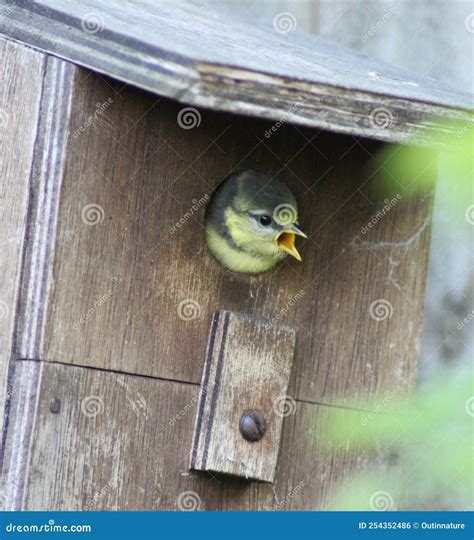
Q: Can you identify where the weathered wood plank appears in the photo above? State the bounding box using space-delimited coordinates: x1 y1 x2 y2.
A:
4 361 392 510
190 310 296 482
15 55 76 362
1 360 42 509
0 38 44 431
17 71 433 407
0 0 471 146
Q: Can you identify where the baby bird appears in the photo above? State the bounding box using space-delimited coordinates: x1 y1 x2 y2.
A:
205 170 306 274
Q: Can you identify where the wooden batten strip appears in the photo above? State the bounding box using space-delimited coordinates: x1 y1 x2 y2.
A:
3 360 44 510
201 311 230 470
0 37 45 440
17 57 75 360
190 310 220 470
190 310 296 482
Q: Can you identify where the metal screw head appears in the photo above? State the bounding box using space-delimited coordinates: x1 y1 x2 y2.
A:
239 410 266 442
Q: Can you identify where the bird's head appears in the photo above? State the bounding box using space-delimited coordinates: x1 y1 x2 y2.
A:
218 170 307 262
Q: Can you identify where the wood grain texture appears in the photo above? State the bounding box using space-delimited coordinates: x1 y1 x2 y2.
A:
190 310 296 482
1 360 42 510
4 361 393 510
18 71 433 408
0 38 44 431
0 0 471 146
16 56 75 361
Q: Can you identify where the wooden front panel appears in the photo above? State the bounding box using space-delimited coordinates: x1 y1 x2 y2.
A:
11 361 390 511
1 50 436 511
23 70 433 407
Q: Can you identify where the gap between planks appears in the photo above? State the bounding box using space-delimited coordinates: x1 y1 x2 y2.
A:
13 357 376 414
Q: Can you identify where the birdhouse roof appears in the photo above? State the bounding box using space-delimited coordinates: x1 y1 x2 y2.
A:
1 0 472 146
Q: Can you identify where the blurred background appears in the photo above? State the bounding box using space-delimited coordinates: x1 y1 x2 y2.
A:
229 0 474 382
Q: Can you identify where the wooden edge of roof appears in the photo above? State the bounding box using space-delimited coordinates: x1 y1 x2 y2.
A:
0 1 472 147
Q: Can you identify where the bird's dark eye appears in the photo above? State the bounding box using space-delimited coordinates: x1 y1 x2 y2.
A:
259 215 272 226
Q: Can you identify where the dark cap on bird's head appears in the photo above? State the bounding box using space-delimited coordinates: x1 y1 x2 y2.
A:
205 170 307 274
233 170 297 212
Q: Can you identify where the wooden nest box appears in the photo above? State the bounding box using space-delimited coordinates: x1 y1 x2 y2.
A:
0 0 472 510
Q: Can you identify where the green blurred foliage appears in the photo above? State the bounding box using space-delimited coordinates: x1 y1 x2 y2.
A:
319 120 473 510
370 118 473 211
319 369 473 510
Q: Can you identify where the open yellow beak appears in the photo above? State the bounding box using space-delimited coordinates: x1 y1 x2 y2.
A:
275 225 307 262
